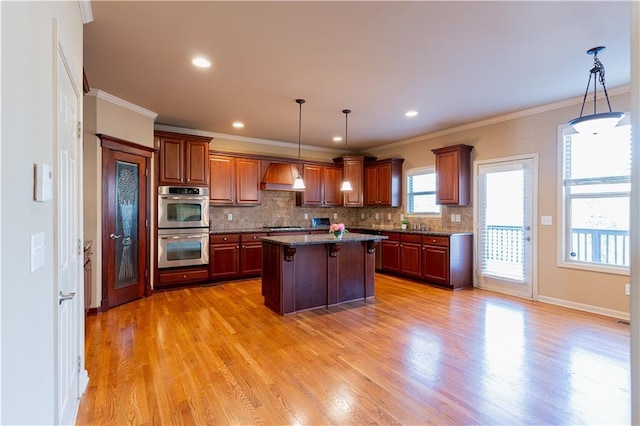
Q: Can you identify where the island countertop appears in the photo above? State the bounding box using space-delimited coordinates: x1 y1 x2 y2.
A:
260 232 387 246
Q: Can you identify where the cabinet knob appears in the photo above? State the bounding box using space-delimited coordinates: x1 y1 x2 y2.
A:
183 274 187 279
223 237 227 241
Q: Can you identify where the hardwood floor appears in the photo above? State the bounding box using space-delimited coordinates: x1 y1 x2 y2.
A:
77 274 630 425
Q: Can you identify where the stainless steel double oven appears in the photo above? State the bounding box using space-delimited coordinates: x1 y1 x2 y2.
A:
157 186 210 269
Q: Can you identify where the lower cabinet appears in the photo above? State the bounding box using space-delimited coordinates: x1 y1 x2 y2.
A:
380 231 473 289
157 267 210 287
210 233 267 280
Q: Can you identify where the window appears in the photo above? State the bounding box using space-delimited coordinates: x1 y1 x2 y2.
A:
406 166 440 215
560 122 631 272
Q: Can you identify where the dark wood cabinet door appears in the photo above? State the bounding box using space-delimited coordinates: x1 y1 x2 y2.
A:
241 243 263 275
209 155 235 204
342 157 364 207
364 165 379 206
323 166 342 206
422 245 450 284
159 137 184 184
185 141 210 185
236 158 261 205
210 243 240 279
381 240 400 272
400 242 422 278
433 144 472 206
300 164 323 205
377 163 392 206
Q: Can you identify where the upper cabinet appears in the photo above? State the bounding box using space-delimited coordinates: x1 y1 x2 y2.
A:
333 156 375 207
364 158 404 207
432 144 473 206
209 154 261 206
155 131 212 186
296 164 342 207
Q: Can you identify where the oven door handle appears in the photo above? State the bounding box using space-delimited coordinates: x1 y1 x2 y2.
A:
160 234 207 240
160 196 207 201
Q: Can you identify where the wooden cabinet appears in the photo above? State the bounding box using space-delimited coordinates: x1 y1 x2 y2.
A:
381 232 400 273
155 130 212 186
421 234 473 289
296 164 342 207
210 233 267 279
240 233 267 275
83 242 92 314
399 234 422 278
209 234 241 279
157 267 209 287
364 158 404 207
209 154 261 205
334 156 372 207
432 144 473 206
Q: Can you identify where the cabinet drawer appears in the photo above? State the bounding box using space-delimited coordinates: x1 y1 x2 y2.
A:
400 233 422 244
158 268 209 285
422 235 450 247
242 233 267 243
381 232 400 241
210 234 240 244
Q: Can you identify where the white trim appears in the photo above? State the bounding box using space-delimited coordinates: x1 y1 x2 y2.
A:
0 0 3 419
78 0 93 24
473 153 539 302
86 89 158 120
154 124 344 155
538 295 630 321
404 165 441 217
369 85 630 154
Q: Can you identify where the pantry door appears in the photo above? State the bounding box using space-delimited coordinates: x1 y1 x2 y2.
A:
474 155 537 299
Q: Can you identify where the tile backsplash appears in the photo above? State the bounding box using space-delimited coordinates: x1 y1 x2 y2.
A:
210 190 473 232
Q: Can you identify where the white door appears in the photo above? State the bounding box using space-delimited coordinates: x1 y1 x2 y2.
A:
475 156 537 299
56 44 81 425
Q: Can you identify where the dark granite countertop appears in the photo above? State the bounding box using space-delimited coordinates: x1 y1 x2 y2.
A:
209 226 471 237
261 232 388 246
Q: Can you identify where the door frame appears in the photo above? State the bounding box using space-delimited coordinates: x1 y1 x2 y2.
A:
473 153 539 300
99 135 154 311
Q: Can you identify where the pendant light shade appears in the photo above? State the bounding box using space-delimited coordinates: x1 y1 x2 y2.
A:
569 46 624 134
340 109 353 192
292 99 306 190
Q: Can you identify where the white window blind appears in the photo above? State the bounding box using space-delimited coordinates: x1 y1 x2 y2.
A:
406 167 440 214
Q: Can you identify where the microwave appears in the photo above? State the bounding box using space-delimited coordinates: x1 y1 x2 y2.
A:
157 186 209 229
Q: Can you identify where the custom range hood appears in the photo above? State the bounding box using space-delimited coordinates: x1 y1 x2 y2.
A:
260 162 303 191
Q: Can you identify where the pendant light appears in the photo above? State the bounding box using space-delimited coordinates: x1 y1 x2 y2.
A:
568 46 624 134
340 109 353 192
292 99 306 190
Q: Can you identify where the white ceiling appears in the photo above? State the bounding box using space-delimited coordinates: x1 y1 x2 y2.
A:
83 1 631 151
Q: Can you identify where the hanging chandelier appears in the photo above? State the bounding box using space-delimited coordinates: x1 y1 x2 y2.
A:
568 46 624 134
340 109 353 192
292 99 306 190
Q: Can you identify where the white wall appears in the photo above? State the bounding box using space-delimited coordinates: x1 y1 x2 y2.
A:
1 1 83 424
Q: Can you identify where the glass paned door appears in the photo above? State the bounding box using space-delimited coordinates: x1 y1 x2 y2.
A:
115 160 139 289
476 157 535 299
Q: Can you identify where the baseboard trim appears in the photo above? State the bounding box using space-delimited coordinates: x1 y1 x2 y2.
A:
537 295 630 321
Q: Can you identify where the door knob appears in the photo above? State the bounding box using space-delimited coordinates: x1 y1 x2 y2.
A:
58 290 76 305
109 233 122 239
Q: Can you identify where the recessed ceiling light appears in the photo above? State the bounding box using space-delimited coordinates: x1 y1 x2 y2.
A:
232 121 244 129
405 110 418 118
192 56 211 68
333 136 343 142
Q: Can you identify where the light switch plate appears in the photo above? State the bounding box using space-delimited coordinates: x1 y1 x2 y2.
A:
541 216 552 225
304 213 308 219
227 213 233 221
387 213 391 220
375 213 379 220
333 213 338 219
361 213 365 219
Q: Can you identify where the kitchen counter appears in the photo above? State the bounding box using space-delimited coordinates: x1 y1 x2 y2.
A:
211 227 471 237
261 233 384 315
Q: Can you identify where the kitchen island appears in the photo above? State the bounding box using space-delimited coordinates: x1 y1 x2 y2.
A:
261 233 387 315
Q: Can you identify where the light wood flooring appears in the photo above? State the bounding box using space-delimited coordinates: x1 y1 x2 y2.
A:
77 274 630 425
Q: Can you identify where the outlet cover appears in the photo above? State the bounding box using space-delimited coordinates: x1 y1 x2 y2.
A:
625 284 631 295
227 213 233 221
375 213 379 220
541 216 552 226
304 213 308 219
455 214 461 222
361 213 365 219
333 213 338 219
387 213 391 220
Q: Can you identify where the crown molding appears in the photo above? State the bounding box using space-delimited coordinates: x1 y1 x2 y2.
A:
79 0 93 24
87 89 158 120
368 85 631 153
154 124 343 154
